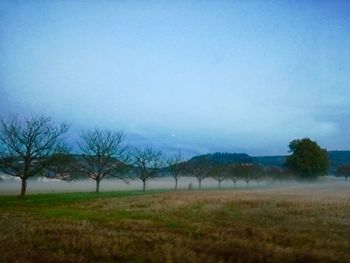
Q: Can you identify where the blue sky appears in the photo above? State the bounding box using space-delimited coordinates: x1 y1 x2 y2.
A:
1 0 350 157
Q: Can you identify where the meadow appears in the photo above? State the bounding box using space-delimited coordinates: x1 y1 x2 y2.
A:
0 181 349 263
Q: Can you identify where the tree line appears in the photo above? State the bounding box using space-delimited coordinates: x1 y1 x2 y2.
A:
0 115 347 197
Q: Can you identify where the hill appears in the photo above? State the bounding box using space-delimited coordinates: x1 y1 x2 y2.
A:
328 151 350 172
252 155 286 167
187 151 350 173
188 152 253 166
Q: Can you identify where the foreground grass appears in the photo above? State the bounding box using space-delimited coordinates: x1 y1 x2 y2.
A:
0 185 349 262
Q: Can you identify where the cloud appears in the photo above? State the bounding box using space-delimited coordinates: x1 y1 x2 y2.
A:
0 0 349 156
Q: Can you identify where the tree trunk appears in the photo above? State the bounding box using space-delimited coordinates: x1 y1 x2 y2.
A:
175 178 178 191
142 180 146 191
218 180 221 189
20 178 27 197
198 179 202 190
96 180 100 193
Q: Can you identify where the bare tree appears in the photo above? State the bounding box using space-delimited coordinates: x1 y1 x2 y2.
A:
252 165 266 186
210 165 227 189
186 158 211 190
0 115 70 197
233 164 254 187
336 165 350 180
228 164 240 188
266 166 283 183
166 151 185 191
132 147 162 191
78 129 128 193
235 164 265 187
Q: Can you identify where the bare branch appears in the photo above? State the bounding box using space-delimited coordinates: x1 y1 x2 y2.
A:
0 115 70 196
77 128 128 193
132 147 163 191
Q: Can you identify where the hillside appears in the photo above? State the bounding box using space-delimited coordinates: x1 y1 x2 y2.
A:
188 152 253 166
328 151 350 172
252 155 286 167
188 151 350 173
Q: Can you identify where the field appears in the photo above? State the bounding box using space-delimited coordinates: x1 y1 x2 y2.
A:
0 182 349 263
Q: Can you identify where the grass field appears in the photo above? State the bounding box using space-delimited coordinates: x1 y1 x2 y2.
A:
0 182 349 262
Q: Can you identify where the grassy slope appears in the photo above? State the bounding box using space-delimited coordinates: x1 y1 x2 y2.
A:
0 186 349 263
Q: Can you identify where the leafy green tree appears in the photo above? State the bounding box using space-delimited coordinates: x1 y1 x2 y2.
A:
285 138 329 179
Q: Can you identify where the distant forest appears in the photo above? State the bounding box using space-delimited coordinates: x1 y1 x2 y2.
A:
190 151 350 173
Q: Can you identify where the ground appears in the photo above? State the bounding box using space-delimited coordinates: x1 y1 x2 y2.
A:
0 182 349 262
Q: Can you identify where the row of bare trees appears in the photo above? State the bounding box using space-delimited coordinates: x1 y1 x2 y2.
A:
180 160 295 190
0 115 296 197
0 116 159 196
0 115 185 196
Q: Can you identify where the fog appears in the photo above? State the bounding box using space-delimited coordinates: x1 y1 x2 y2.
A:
0 175 347 195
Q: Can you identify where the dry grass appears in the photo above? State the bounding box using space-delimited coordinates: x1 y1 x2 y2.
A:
0 183 349 262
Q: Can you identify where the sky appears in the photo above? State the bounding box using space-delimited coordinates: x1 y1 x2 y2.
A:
1 0 350 157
